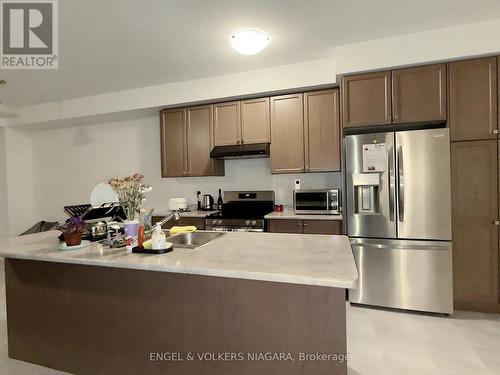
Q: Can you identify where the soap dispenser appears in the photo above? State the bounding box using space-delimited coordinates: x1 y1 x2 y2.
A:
151 223 166 250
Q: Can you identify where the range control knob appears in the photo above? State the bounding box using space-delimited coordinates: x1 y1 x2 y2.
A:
245 220 251 226
217 220 223 225
251 220 257 226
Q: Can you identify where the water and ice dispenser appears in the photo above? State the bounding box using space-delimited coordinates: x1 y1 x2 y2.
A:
352 173 380 214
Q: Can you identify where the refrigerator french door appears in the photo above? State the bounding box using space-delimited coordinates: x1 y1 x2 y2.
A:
345 128 453 314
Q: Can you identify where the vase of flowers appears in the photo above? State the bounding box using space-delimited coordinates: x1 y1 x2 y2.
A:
108 173 150 241
58 216 86 246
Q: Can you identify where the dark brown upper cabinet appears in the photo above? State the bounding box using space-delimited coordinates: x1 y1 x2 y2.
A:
271 90 341 174
160 108 187 177
392 64 447 123
448 57 498 141
160 105 224 177
341 71 392 127
214 99 271 146
240 97 271 144
270 93 305 174
214 101 241 146
304 89 341 172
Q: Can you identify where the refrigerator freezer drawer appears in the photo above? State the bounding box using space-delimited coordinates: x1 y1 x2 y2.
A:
349 238 453 314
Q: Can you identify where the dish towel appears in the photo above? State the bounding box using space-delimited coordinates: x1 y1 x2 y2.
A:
169 226 197 235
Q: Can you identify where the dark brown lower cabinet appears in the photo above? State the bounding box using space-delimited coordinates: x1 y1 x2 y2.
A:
303 220 342 235
268 219 342 235
267 219 303 234
451 140 500 313
152 216 206 230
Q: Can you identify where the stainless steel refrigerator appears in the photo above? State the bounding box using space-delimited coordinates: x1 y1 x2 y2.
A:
345 128 453 314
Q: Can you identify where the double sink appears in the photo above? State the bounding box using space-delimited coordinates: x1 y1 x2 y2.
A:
166 231 224 249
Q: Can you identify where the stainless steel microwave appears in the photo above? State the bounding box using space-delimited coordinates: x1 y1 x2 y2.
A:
293 189 340 215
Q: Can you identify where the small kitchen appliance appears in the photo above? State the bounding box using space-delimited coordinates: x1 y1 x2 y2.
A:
201 194 215 211
168 197 188 211
293 189 340 215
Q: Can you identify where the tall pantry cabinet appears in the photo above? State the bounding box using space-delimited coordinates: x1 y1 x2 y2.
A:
448 56 500 313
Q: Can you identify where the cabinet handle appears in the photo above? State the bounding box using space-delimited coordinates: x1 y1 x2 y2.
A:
237 140 240 144
492 130 499 135
303 223 308 226
494 220 500 226
297 222 302 226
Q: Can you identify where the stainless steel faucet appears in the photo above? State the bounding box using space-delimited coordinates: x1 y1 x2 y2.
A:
155 211 181 228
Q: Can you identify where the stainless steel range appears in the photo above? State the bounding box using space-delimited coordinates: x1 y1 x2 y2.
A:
205 191 275 232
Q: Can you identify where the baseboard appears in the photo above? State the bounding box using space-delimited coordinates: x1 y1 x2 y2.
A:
454 300 500 314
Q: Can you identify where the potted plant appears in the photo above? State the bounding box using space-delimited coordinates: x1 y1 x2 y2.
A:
108 173 151 240
58 216 86 246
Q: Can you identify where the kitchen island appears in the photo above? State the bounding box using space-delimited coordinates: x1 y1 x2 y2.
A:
0 231 357 375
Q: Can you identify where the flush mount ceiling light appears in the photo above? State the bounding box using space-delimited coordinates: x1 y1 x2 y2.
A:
230 30 270 55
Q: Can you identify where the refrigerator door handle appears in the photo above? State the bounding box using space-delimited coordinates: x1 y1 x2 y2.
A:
388 145 395 221
350 241 450 251
397 145 404 222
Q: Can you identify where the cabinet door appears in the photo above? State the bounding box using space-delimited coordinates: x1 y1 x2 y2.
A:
241 97 270 144
341 71 392 127
449 57 498 141
304 89 341 172
451 140 498 305
187 105 217 177
302 220 342 235
267 219 303 233
160 108 187 177
214 101 241 146
270 94 305 173
392 64 447 123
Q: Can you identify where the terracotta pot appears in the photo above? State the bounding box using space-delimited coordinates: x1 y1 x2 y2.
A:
64 232 82 247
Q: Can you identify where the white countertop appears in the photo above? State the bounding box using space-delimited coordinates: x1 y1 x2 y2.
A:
265 207 343 221
0 231 357 289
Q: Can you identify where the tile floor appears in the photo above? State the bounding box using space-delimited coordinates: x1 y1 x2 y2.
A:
0 259 498 375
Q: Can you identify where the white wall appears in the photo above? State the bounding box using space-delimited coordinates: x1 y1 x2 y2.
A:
335 18 500 74
3 127 35 236
0 126 8 238
26 116 340 226
9 57 336 128
6 17 500 235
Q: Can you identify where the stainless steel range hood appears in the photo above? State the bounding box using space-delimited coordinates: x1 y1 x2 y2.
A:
210 143 270 159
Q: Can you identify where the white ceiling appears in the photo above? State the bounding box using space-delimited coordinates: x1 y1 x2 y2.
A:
2 0 500 107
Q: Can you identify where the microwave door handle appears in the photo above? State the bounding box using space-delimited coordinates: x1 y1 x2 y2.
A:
388 145 395 221
397 145 404 222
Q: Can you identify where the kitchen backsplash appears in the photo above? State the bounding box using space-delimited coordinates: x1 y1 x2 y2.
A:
149 158 341 214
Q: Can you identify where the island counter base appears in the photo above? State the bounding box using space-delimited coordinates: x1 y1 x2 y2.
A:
5 258 347 375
